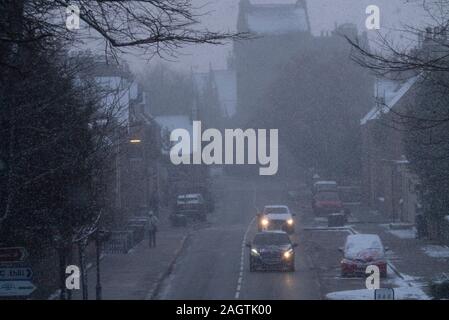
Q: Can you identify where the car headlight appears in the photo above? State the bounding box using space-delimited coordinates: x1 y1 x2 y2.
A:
287 219 294 225
283 249 293 259
251 248 260 256
261 219 269 227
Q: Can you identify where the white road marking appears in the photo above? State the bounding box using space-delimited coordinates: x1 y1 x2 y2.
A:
235 216 255 299
235 183 258 300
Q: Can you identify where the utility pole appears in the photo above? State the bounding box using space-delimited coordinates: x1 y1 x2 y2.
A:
95 231 102 300
95 229 110 300
78 239 88 300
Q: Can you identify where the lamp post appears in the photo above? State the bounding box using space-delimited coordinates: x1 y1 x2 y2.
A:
95 228 110 300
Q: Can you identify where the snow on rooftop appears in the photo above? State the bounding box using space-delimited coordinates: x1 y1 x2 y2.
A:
155 115 193 155
360 76 419 125
155 115 193 135
95 76 135 125
246 4 309 34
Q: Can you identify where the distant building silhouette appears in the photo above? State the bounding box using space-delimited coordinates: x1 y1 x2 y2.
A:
234 0 372 125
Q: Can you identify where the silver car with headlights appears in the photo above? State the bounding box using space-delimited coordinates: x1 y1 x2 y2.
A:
258 205 295 234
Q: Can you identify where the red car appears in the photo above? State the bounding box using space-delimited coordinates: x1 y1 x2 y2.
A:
340 234 388 278
312 191 343 215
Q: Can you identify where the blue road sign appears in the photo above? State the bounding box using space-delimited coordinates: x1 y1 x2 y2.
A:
0 267 33 281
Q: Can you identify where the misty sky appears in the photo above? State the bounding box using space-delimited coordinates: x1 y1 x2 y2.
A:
128 0 426 73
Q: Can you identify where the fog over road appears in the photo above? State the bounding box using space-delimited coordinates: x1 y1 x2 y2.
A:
156 175 322 300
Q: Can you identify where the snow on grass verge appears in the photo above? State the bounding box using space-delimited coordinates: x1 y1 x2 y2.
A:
326 270 429 300
326 286 429 300
380 224 416 239
421 245 449 259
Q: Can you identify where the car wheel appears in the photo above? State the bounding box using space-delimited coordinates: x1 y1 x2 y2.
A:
249 260 255 272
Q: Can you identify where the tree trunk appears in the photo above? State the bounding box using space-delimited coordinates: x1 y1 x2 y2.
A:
58 247 67 300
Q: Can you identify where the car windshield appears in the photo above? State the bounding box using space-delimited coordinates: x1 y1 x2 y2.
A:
264 207 288 214
345 236 384 259
253 233 290 246
316 192 339 201
315 182 337 189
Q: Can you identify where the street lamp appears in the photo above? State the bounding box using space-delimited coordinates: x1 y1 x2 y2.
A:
129 139 142 144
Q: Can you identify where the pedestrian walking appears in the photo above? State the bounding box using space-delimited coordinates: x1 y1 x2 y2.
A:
148 210 159 248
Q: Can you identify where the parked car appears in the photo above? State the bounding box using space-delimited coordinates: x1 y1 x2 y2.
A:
191 186 215 213
257 205 295 234
312 180 338 194
174 193 207 221
247 231 297 272
312 191 343 215
339 234 388 278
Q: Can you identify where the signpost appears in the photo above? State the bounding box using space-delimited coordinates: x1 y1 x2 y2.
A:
0 247 28 263
0 247 36 298
0 281 36 297
0 267 33 281
375 288 395 300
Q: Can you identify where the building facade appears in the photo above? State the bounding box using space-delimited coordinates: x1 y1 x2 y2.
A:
234 0 312 125
360 76 421 223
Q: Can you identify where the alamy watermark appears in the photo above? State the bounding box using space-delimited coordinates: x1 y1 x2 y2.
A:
365 265 380 290
66 5 80 31
365 5 380 30
169 121 278 176
65 265 80 290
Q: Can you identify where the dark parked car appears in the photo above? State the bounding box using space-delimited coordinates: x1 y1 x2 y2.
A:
312 180 338 194
339 234 388 278
312 191 343 215
174 193 207 221
247 231 297 272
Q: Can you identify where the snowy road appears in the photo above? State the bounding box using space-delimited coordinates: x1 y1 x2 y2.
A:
155 174 427 300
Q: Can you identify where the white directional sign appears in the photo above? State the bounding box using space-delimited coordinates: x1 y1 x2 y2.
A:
0 281 36 297
375 288 395 300
0 267 33 281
